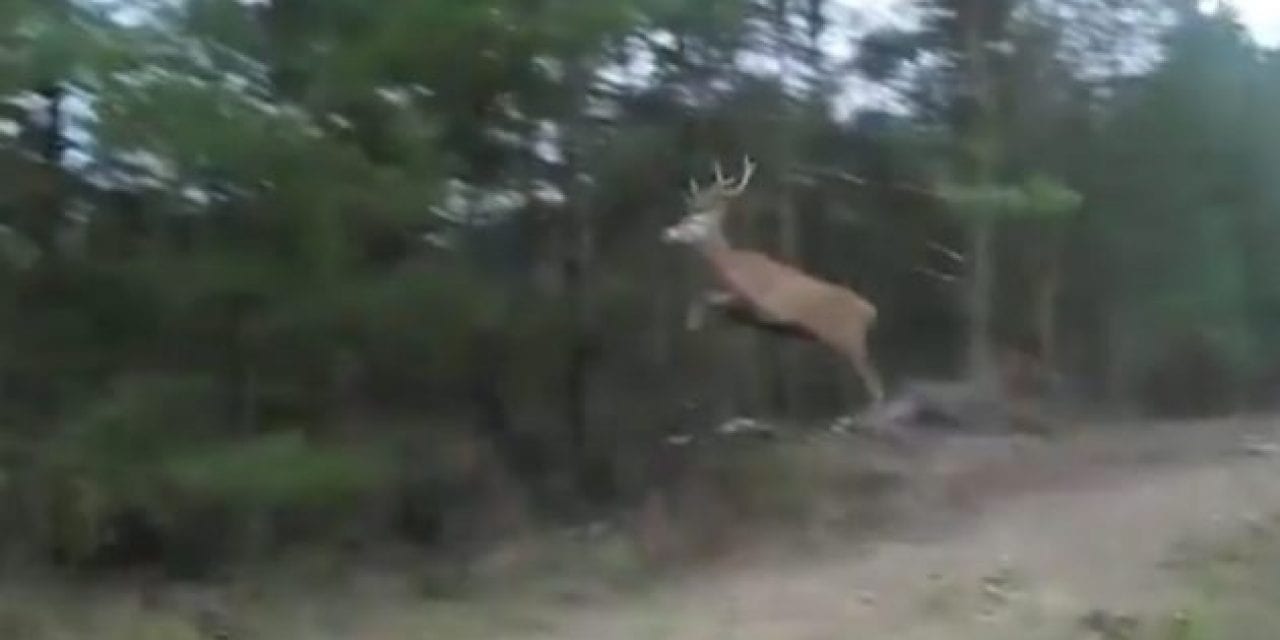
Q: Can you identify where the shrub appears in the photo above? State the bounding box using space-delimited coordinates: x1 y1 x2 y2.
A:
27 374 221 567
163 431 388 512
21 375 392 574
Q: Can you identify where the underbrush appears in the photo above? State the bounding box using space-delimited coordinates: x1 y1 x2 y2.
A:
0 374 558 579
406 429 919 597
0 364 933 640
3 375 399 576
0 424 923 639
663 432 915 547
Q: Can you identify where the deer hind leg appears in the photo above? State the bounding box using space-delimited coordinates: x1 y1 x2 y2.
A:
685 299 707 331
686 290 735 331
812 321 884 410
846 339 885 407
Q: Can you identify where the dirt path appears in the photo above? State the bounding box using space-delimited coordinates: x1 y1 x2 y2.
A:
11 417 1280 639
507 417 1280 639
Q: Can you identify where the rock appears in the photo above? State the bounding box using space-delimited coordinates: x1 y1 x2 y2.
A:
665 433 695 447
980 581 1009 604
715 417 777 439
1241 439 1280 457
1079 608 1141 639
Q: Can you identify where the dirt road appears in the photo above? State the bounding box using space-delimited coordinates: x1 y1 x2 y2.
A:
11 417 1280 639
510 417 1280 639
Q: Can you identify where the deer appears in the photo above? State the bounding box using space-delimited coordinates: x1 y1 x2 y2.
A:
662 157 886 410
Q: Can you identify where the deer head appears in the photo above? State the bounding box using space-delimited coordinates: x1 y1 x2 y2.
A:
662 157 756 246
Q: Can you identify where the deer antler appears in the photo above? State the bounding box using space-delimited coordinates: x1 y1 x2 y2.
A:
695 156 757 197
684 157 757 209
720 156 756 196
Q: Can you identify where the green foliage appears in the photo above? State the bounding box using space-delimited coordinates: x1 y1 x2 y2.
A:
24 376 389 567
1079 11 1280 399
1022 174 1083 218
938 182 1028 218
0 1 129 93
2 0 1280 570
29 375 221 564
41 375 221 477
163 431 390 510
345 265 503 364
0 225 41 270
938 175 1082 219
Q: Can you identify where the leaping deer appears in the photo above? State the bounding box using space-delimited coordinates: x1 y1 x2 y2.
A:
663 158 885 408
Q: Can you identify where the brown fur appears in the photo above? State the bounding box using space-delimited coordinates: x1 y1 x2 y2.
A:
667 160 885 407
701 245 884 405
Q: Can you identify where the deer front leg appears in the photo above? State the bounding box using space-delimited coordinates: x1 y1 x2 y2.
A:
685 290 734 331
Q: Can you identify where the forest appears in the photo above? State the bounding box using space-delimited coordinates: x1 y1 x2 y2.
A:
2 0 1280 583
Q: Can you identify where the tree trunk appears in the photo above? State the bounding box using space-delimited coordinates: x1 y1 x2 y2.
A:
1034 247 1062 376
967 218 996 383
564 216 592 474
471 330 526 482
30 84 66 261
1103 301 1132 411
774 187 806 417
229 309 257 434
958 5 1003 387
562 63 603 498
770 0 807 418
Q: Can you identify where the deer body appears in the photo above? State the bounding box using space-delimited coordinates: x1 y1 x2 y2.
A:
665 159 885 407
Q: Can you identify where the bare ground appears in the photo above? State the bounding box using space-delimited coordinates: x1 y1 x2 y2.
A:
501 415 1280 639
7 415 1280 639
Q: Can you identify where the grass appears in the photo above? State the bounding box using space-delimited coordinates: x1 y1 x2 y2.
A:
1143 514 1280 640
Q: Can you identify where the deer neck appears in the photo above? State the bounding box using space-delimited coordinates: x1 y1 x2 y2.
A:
699 233 730 251
694 216 733 256
692 225 741 289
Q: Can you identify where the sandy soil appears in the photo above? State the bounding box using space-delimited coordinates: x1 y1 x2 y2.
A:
9 416 1280 640
502 416 1280 639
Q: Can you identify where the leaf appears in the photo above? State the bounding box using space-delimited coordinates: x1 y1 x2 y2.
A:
1022 174 1083 218
0 225 41 269
163 431 390 509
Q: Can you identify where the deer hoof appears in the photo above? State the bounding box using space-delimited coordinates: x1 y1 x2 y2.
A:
685 312 705 331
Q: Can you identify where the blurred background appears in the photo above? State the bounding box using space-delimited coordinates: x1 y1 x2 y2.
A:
3 0 1280 635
